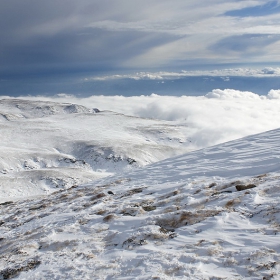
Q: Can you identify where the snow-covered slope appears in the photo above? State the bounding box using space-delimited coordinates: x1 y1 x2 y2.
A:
0 99 193 201
1 128 280 279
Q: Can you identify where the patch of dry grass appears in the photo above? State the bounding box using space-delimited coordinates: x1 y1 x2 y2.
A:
225 197 241 209
156 209 221 229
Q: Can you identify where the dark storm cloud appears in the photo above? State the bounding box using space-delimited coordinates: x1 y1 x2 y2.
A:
0 0 182 78
1 28 179 77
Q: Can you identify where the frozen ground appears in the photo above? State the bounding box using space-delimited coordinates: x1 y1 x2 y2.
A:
1 127 280 279
0 98 194 202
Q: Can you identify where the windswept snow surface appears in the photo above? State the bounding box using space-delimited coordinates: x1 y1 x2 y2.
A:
0 99 193 202
1 128 280 279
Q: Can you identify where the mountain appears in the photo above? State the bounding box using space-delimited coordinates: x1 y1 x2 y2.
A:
1 126 280 279
0 98 194 202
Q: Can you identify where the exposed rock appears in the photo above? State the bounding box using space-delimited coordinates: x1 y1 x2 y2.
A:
0 259 40 279
236 184 257 191
142 205 157 212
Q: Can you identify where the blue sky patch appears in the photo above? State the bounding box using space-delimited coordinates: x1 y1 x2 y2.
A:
225 1 280 17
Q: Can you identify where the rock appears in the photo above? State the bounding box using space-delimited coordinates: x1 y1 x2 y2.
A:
208 183 217 188
235 184 257 191
0 259 41 279
0 201 13 206
142 206 157 212
103 214 116 222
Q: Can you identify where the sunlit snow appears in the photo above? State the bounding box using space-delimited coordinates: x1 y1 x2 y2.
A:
0 99 194 202
1 98 280 279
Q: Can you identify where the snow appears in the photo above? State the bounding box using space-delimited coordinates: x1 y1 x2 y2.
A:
1 103 280 279
0 98 194 202
14 92 280 151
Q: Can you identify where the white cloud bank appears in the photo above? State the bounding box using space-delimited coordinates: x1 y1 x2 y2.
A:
4 89 280 150
86 67 280 81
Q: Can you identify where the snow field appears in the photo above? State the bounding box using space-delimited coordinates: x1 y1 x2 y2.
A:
0 99 193 202
1 126 280 279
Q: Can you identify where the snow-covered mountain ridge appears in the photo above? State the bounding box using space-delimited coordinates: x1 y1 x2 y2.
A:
0 99 193 202
1 127 280 279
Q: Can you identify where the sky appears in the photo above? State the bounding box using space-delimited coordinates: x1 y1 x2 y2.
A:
1 0 280 96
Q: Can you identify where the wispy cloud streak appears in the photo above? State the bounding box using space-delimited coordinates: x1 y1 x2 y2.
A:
1 0 280 85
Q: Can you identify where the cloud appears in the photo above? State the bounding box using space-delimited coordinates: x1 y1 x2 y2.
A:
0 1 181 76
1 0 280 82
6 89 280 150
209 34 280 56
267 89 280 99
205 89 264 99
86 67 280 81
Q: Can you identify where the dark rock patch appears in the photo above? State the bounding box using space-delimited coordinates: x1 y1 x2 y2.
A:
142 206 157 212
0 259 40 279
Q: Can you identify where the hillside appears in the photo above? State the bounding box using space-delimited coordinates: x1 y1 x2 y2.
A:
1 127 280 279
0 99 193 202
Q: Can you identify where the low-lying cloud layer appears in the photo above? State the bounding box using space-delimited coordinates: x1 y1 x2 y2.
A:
5 89 280 150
